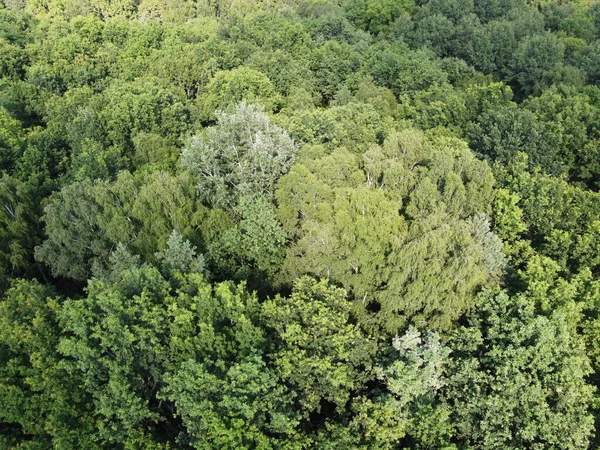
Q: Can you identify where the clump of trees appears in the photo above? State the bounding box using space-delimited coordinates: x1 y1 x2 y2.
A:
2 0 600 447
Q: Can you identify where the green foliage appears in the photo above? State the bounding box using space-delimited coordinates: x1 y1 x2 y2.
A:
0 175 38 286
396 82 468 130
0 279 98 448
206 194 288 288
163 274 300 448
279 101 391 152
131 131 179 170
35 171 208 279
361 327 453 449
510 32 566 97
490 188 527 244
468 103 558 172
370 47 449 96
248 49 315 99
523 86 600 186
2 1 600 447
59 266 172 444
35 177 107 280
155 230 207 278
99 78 192 155
310 40 364 104
560 11 596 43
495 153 600 274
163 356 299 450
263 276 376 415
198 67 282 121
447 288 594 449
277 129 502 335
345 0 415 35
0 105 23 172
464 14 541 76
577 40 600 86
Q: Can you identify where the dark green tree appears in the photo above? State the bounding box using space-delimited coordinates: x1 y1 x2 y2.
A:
0 279 99 448
345 0 415 35
510 32 566 97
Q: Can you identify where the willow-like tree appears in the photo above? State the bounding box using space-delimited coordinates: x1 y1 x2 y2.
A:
277 129 504 336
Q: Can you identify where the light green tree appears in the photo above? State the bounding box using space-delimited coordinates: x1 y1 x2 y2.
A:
262 276 376 417
277 130 503 335
198 67 282 121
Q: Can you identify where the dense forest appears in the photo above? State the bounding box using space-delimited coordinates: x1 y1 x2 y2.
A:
2 0 600 448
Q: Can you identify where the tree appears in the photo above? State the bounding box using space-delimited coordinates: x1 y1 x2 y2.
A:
410 13 456 57
277 130 503 336
99 78 192 155
182 102 298 211
161 273 305 448
131 131 180 170
206 194 288 290
494 153 600 275
59 265 173 445
0 37 29 80
309 40 363 105
24 18 107 93
90 0 139 19
35 178 109 280
0 105 23 173
465 19 519 76
198 67 282 121
370 48 449 96
35 171 208 280
0 175 39 289
559 11 596 43
155 230 207 278
262 277 376 417
510 32 566 97
467 102 559 175
0 279 99 448
350 327 453 449
446 288 594 449
345 0 415 35
153 42 214 100
248 49 315 99
523 86 600 186
3 2 600 447
576 40 600 86
163 356 301 450
396 83 468 130
279 101 391 153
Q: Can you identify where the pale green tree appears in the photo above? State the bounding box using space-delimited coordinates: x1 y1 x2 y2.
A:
182 102 298 210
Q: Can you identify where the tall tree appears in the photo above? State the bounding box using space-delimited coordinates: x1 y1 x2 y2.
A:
35 171 208 280
277 130 503 336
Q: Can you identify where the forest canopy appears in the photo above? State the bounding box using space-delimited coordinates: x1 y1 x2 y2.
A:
2 0 600 448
